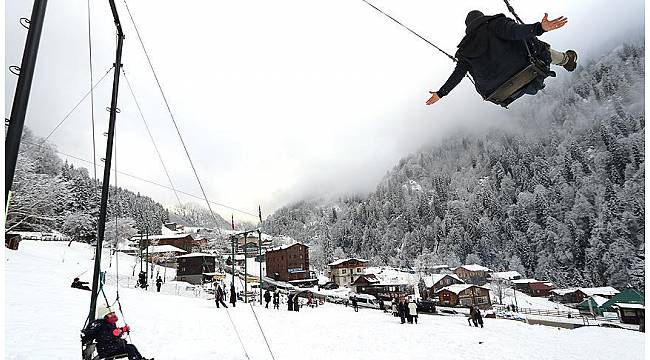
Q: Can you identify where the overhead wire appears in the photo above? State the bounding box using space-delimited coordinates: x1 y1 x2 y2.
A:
121 69 183 209
86 0 99 185
41 66 114 144
122 0 222 237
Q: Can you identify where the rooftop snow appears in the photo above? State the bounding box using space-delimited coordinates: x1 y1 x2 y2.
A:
327 258 368 266
511 278 540 284
145 245 187 254
613 303 645 309
578 287 620 296
436 284 482 295
490 271 522 280
423 274 463 288
130 233 192 240
457 264 491 272
176 252 217 258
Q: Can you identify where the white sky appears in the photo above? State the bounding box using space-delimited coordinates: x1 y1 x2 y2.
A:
4 0 644 222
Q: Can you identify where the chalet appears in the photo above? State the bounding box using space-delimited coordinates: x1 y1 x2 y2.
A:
488 271 523 282
576 295 609 316
328 258 368 288
223 254 246 267
175 253 217 284
131 233 195 253
453 264 492 285
528 282 556 297
265 243 310 282
511 278 541 292
354 276 407 301
613 303 645 327
145 244 187 267
435 284 492 309
423 274 464 298
551 287 620 304
601 288 645 312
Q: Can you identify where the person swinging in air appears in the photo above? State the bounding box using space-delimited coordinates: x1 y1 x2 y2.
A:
426 10 577 106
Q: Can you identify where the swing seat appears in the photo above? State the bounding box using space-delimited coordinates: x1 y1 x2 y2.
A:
82 340 128 360
100 354 129 360
486 58 555 107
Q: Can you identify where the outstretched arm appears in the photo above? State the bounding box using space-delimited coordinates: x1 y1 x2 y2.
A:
492 14 567 40
426 60 469 105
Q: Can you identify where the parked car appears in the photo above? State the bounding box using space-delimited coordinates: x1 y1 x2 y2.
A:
416 299 436 313
321 282 339 290
439 308 459 315
353 294 380 309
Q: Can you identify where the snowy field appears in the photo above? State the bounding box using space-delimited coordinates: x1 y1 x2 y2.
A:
5 241 646 360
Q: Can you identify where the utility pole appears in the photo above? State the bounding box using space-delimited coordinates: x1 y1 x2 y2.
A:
244 232 248 303
5 0 48 207
145 227 149 287
87 0 124 323
258 230 263 304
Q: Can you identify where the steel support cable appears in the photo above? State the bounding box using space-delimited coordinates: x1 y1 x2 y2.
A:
503 0 525 24
86 0 98 185
21 139 259 218
122 0 222 236
121 70 183 209
359 0 476 86
41 66 114 144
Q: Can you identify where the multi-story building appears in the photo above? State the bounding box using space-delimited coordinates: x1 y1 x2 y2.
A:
328 258 368 288
265 243 309 282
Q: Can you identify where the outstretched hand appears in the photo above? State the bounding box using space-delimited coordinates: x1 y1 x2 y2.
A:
426 91 440 105
541 13 568 32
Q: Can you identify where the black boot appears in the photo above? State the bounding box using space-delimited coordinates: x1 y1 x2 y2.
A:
563 50 577 72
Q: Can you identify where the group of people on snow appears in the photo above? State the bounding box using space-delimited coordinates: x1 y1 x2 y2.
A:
468 305 484 328
390 298 419 324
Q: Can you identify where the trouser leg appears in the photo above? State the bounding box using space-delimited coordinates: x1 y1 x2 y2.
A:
549 48 568 65
125 344 142 360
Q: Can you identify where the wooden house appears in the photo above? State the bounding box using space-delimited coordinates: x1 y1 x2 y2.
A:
175 253 217 284
453 264 492 285
353 275 407 301
551 287 620 304
435 284 491 309
528 282 556 297
132 233 195 253
423 274 464 298
265 243 310 282
601 288 645 312
613 303 645 328
328 258 368 288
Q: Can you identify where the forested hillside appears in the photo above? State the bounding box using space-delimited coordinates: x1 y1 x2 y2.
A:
264 43 645 291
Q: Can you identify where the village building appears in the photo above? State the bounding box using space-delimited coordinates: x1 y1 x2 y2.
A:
422 274 464 299
576 295 609 316
601 288 645 312
435 284 492 309
453 264 492 285
354 277 407 301
511 278 541 292
613 303 645 328
223 254 246 267
551 287 620 304
131 233 195 253
265 243 310 282
145 244 187 267
528 282 557 297
175 253 217 284
488 271 523 282
328 258 368 288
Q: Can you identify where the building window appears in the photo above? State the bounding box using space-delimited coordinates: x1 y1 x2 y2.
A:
356 268 362 273
477 296 487 304
342 269 347 274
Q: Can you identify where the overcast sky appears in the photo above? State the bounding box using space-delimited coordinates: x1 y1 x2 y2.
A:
5 0 644 222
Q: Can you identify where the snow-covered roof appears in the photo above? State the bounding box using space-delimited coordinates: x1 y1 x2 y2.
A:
591 295 610 307
578 287 619 297
551 288 579 296
423 274 463 288
328 258 368 266
456 264 491 272
176 252 217 258
267 242 307 252
511 278 540 284
130 233 192 241
436 284 479 295
145 245 187 254
490 271 522 280
613 303 645 309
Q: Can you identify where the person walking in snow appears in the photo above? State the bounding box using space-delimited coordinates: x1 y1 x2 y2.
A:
288 293 294 311
475 307 484 328
264 289 272 308
468 306 479 327
215 284 228 308
351 296 359 312
273 290 280 309
155 276 162 293
294 293 300 312
71 277 91 291
391 299 398 317
229 283 237 307
398 299 406 324
82 304 153 360
408 299 418 324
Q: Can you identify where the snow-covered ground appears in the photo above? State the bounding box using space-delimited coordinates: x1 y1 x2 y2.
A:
5 241 645 360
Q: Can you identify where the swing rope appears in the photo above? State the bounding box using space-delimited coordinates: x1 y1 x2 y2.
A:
359 0 475 85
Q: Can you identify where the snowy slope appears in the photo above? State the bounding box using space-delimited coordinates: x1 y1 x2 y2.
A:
5 241 645 360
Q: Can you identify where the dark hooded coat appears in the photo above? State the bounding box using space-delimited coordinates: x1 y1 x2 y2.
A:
438 14 551 99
